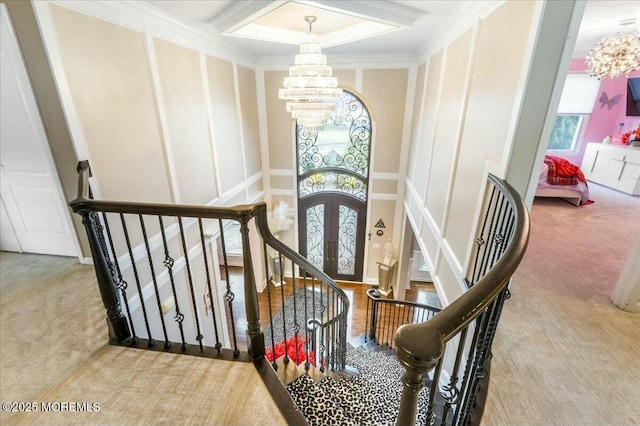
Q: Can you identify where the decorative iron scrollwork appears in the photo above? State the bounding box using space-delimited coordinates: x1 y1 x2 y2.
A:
299 171 367 200
297 90 371 200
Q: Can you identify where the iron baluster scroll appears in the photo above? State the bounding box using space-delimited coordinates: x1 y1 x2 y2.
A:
297 90 372 282
297 90 371 201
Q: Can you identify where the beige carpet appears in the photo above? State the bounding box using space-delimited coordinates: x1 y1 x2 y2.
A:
0 252 286 425
2 183 638 426
482 184 640 425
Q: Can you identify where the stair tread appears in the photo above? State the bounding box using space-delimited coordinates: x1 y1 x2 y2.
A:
286 344 432 426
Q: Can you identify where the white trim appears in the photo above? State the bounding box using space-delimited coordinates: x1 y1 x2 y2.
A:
298 0 423 28
114 218 184 273
269 188 296 197
127 234 206 313
355 68 364 93
369 193 398 201
407 61 428 185
50 0 256 68
362 120 377 279
219 173 259 204
371 172 400 180
200 51 223 199
256 67 272 201
31 2 93 181
144 31 180 203
439 21 480 235
290 122 300 253
210 1 284 34
232 62 250 201
249 190 265 203
258 54 417 71
246 171 263 186
421 47 447 205
269 168 295 176
391 64 417 288
417 0 504 63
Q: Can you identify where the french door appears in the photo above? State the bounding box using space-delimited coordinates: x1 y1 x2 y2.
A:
296 90 371 282
299 194 366 282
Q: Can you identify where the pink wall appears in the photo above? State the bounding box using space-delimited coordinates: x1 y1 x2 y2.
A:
564 59 640 167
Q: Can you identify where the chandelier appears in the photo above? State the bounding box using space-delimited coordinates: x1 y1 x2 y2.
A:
279 16 342 129
586 19 640 80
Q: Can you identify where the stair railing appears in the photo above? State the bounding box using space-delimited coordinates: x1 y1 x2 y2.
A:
254 211 350 372
69 160 349 373
364 288 441 348
394 174 530 426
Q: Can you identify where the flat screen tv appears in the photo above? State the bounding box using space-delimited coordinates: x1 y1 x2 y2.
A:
627 77 640 116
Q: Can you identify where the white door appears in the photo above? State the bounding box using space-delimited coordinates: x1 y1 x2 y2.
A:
0 7 78 257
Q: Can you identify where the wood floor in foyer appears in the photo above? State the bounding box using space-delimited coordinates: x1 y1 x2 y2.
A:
222 268 441 351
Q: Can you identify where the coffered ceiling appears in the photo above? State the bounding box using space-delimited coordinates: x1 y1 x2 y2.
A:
143 0 640 60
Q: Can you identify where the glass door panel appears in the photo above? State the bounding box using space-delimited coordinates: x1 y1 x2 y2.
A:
337 204 357 276
305 204 325 271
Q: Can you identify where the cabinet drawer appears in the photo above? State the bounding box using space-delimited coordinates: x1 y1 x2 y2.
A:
616 175 640 195
621 161 640 179
599 149 627 161
624 148 640 164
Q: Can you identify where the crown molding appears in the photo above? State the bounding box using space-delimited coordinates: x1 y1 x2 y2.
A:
211 0 285 33
257 52 417 69
417 0 504 62
49 0 257 67
298 0 421 27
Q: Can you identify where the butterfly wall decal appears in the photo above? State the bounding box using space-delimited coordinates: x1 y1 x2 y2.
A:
599 91 622 110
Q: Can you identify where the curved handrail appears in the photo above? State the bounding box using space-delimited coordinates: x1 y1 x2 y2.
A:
366 288 441 313
253 206 350 311
393 175 529 425
395 175 529 365
254 201 351 370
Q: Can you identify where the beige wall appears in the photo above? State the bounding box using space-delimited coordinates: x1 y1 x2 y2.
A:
45 3 261 209
206 56 245 195
263 67 409 284
364 69 408 174
50 5 172 203
264 71 294 171
26 0 555 300
238 66 262 178
154 38 216 204
405 0 540 303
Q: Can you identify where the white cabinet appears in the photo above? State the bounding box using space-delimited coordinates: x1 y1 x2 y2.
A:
582 143 640 196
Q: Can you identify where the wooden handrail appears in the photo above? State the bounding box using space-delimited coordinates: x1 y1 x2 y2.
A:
70 161 265 221
70 160 350 365
366 288 441 313
394 174 530 425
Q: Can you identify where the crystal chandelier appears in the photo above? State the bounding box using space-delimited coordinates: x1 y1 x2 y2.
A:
279 16 342 129
586 19 640 80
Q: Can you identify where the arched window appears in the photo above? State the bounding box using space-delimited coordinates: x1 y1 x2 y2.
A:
297 90 371 282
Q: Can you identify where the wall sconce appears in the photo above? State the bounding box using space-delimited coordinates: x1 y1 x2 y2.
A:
374 218 385 236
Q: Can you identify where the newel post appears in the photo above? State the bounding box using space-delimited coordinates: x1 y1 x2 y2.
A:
80 210 131 344
395 328 442 426
240 218 265 359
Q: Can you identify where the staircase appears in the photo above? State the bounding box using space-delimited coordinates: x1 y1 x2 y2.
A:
284 338 431 426
70 160 530 426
